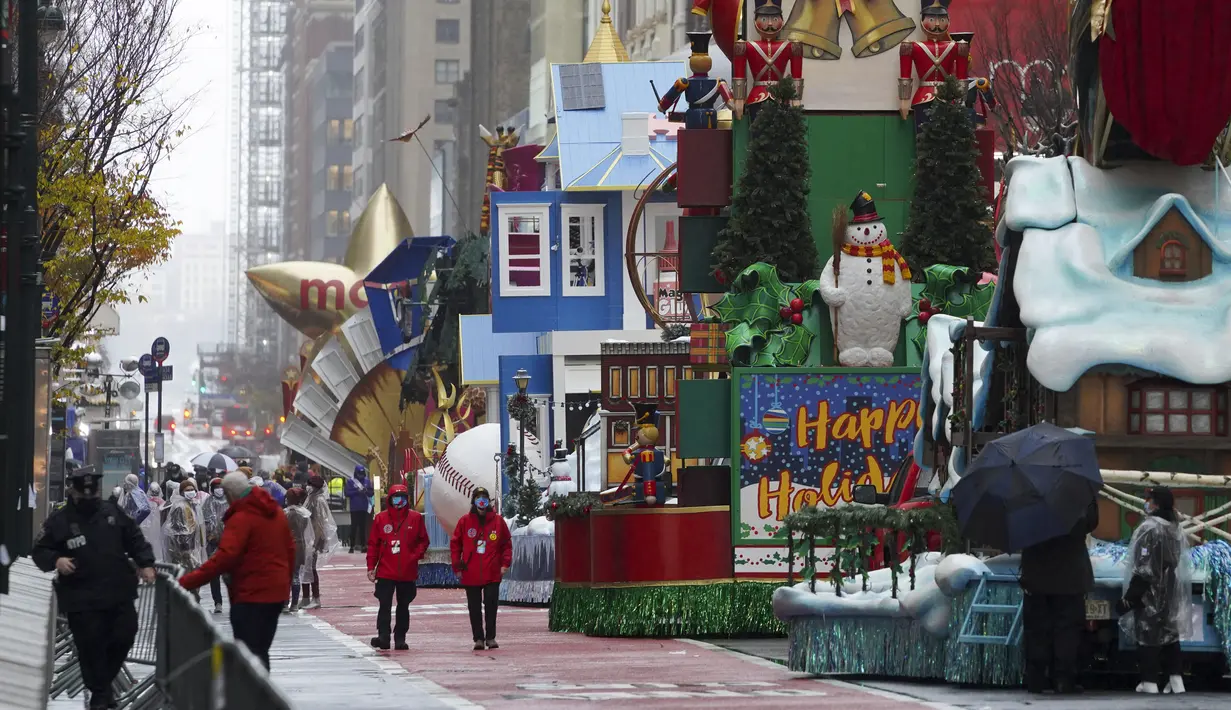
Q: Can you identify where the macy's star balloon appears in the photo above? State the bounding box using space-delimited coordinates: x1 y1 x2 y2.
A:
246 184 414 339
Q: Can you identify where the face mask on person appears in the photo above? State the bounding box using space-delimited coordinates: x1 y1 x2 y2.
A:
212 488 225 499
184 490 198 500
391 495 408 509
475 496 490 511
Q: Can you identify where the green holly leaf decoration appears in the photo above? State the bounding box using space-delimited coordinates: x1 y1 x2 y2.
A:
712 287 782 331
714 263 824 367
920 264 971 312
945 281 996 318
725 321 769 366
729 262 792 305
768 324 814 366
911 326 930 361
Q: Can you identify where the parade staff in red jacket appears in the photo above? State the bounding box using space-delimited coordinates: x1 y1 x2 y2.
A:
450 487 512 650
366 483 430 650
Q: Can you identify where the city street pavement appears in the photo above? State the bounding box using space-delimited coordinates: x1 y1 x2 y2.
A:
309 553 936 709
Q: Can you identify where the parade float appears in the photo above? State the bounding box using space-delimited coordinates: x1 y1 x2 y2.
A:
763 0 1231 686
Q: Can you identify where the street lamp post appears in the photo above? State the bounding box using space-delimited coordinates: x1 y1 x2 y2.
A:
513 368 530 493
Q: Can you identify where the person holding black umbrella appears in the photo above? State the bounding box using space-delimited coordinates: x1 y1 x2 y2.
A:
951 423 1103 695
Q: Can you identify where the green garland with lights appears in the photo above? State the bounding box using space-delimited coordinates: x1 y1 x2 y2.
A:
545 492 602 520
782 503 961 597
549 581 786 637
506 392 537 436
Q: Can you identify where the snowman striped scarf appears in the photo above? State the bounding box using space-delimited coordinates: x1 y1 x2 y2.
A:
841 242 912 284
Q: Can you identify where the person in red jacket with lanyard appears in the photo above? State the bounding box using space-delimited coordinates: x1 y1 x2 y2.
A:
450 487 511 650
366 484 430 650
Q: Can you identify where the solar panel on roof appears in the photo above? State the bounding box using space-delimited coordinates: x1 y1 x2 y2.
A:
558 63 605 111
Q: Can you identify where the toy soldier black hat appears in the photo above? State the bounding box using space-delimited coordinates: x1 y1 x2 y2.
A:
687 31 711 56
921 0 951 16
632 402 659 428
850 191 882 224
754 0 782 17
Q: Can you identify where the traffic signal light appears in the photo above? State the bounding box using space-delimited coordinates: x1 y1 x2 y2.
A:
264 427 272 435
279 415 286 423
199 386 206 394
184 409 191 419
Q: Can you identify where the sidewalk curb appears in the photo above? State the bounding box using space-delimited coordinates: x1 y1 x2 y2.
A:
677 639 963 710
301 613 483 709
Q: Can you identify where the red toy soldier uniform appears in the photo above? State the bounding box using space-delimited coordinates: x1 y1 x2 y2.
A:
898 0 968 132
733 0 803 123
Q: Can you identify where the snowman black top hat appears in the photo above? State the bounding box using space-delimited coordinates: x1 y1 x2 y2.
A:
850 191 882 224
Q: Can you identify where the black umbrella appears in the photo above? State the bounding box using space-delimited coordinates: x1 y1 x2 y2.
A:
218 445 257 461
190 452 239 473
952 422 1103 552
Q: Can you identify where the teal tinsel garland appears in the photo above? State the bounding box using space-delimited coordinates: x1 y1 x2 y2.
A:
786 616 947 678
1193 540 1231 665
943 585 1024 686
548 582 787 637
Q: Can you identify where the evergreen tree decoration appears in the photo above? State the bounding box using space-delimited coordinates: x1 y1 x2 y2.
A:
713 79 819 284
900 76 995 278
501 444 543 526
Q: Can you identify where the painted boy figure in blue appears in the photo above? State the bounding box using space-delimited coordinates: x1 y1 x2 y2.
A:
657 32 733 130
625 403 668 505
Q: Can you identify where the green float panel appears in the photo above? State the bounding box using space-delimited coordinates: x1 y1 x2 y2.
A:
677 379 731 458
679 215 728 293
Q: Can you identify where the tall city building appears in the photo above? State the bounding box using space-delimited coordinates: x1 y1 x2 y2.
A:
228 0 290 358
526 0 585 146
587 0 689 61
352 0 472 237
283 0 354 264
455 0 532 237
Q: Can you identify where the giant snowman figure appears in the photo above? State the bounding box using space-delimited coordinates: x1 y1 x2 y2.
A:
819 192 913 367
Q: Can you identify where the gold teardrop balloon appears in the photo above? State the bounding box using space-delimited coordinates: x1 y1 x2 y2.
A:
246 185 414 339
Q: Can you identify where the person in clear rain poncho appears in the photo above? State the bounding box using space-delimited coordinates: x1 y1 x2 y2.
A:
119 474 163 563
1117 486 1192 695
300 474 339 609
163 478 207 600
283 487 315 612
201 477 230 613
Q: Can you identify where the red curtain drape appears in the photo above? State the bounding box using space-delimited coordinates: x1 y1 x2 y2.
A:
1099 0 1231 165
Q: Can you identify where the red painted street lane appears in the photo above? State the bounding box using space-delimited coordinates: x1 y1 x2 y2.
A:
310 553 937 709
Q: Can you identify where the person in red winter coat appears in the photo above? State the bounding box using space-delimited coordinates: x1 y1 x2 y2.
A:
450 487 511 650
366 483 430 650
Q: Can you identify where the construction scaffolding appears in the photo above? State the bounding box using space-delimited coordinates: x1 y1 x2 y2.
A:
228 0 288 357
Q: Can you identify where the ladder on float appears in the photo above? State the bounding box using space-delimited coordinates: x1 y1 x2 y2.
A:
957 573 1024 646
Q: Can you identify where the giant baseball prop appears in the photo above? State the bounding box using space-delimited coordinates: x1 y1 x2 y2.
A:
430 422 544 533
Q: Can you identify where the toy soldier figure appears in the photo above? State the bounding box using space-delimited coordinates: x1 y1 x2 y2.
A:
733 0 803 123
898 0 969 131
658 32 733 129
622 403 668 506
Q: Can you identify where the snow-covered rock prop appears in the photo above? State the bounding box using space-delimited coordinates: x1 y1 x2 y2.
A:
820 192 913 367
1002 156 1231 392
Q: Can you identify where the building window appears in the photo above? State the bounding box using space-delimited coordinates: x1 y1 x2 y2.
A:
339 210 351 234
327 165 340 190
1160 239 1187 277
664 367 677 399
628 367 641 399
609 366 622 399
561 204 604 296
435 59 460 84
354 26 365 52
436 18 461 43
1129 383 1227 435
341 165 354 191
611 421 629 447
434 98 456 125
683 366 693 380
326 210 342 236
355 67 365 103
498 206 551 296
342 118 354 143
646 366 658 398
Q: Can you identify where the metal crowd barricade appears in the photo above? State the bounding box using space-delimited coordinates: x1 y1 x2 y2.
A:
48 562 292 710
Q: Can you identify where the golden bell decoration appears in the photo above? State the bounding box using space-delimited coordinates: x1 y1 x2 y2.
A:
786 0 916 60
246 184 413 339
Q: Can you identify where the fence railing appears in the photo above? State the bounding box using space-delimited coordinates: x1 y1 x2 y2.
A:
50 562 292 709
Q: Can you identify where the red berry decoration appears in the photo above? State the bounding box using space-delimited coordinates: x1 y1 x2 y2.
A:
919 298 932 312
779 306 793 319
918 311 932 325
583 506 591 515
790 298 805 312
714 269 727 285
551 501 559 510
790 312 803 325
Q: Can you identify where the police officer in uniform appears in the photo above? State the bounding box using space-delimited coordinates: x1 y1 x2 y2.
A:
33 465 156 710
